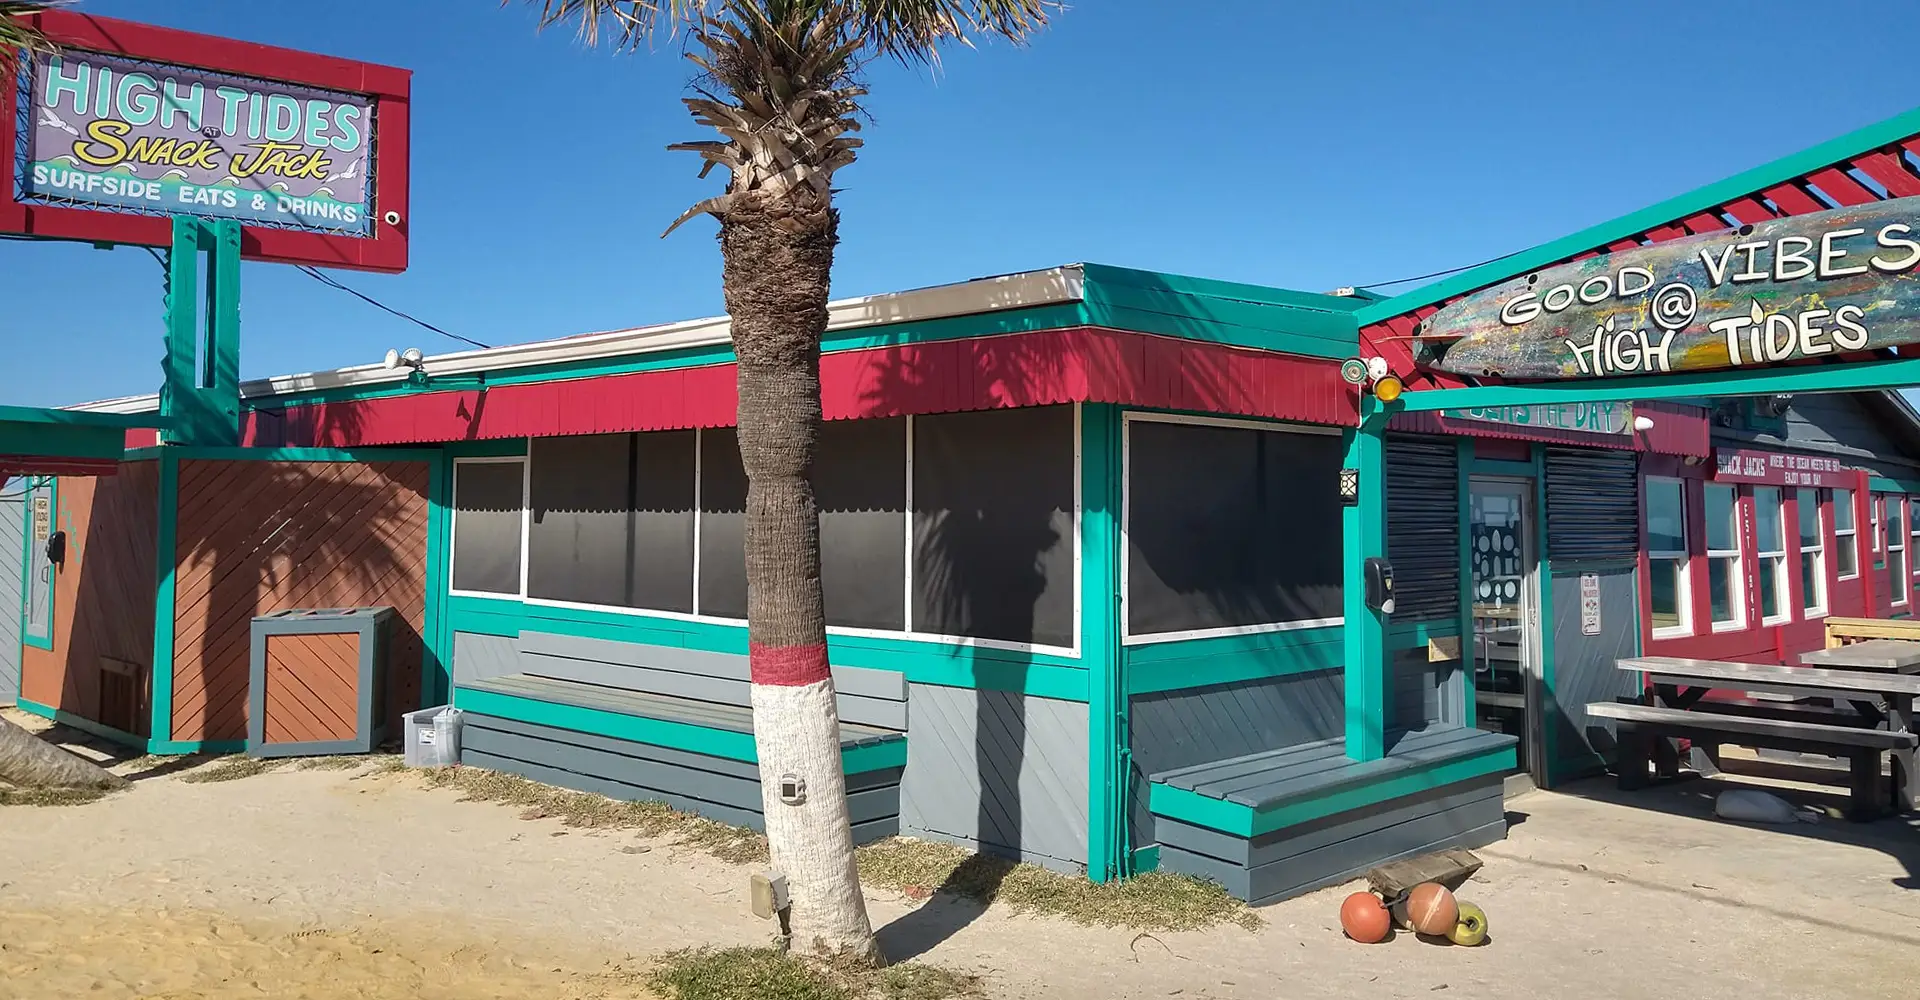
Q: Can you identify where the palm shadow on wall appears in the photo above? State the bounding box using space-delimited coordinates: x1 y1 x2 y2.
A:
851 268 1259 959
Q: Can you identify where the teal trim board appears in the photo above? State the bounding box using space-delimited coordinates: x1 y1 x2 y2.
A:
1355 103 1920 326
1129 844 1161 874
1470 458 1536 479
1392 352 1920 410
1079 404 1125 882
444 594 1089 701
1532 444 1558 779
147 452 181 748
1146 741 1517 839
1456 438 1477 726
147 739 248 755
450 686 908 774
21 477 56 652
14 697 146 750
1342 399 1389 762
423 456 452 708
160 446 447 463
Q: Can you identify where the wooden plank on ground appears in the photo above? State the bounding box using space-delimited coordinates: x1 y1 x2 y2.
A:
1367 847 1483 898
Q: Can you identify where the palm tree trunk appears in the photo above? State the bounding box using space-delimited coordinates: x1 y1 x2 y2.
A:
0 716 126 790
723 193 879 961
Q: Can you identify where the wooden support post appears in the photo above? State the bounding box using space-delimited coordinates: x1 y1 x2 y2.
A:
1848 750 1886 822
1343 398 1388 762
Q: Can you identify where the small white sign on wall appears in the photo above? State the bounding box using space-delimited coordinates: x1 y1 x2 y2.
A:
1580 573 1602 636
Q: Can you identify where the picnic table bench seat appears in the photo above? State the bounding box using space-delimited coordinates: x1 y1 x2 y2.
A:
1146 726 1516 906
453 672 906 843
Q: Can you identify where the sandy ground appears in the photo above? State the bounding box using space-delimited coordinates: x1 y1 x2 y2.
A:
2 712 1918 999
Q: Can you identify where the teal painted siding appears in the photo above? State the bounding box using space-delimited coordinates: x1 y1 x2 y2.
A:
1125 620 1456 696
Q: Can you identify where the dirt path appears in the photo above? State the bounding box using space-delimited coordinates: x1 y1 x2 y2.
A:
2 744 1916 999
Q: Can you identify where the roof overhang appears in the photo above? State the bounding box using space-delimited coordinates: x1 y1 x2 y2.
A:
0 405 169 477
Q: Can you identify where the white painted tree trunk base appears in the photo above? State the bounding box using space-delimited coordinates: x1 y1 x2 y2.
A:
750 677 879 961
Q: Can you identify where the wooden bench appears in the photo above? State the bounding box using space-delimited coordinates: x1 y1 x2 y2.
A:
1588 701 1917 821
1825 616 1920 648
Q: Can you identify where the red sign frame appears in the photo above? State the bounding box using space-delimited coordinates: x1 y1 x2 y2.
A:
1711 447 1853 488
1 11 411 272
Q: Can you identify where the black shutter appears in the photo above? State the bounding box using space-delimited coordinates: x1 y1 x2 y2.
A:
1386 434 1459 623
1545 447 1641 562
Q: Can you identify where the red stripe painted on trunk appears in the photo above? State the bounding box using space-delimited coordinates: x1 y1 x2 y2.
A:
749 642 832 687
248 327 1357 447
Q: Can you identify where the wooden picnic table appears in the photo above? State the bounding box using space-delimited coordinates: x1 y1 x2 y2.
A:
1799 638 1920 673
1613 655 1920 814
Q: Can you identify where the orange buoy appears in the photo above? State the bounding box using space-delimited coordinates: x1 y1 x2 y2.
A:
1339 891 1391 943
1406 882 1459 937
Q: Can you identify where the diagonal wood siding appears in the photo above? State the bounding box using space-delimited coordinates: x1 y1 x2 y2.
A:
18 464 160 736
261 632 362 744
171 460 428 743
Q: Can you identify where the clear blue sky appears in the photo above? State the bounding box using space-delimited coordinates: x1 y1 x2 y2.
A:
6 0 1920 408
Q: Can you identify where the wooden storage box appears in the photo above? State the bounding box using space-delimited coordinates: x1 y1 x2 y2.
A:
247 607 393 757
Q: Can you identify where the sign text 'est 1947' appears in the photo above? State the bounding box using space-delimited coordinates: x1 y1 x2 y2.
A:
1415 196 1920 380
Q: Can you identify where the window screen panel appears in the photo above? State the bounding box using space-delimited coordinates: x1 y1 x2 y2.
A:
913 406 1075 647
1127 419 1344 636
630 430 696 613
817 417 907 630
698 428 750 619
451 460 524 595
528 434 636 607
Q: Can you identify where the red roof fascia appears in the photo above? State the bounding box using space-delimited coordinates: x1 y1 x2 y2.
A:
243 327 1357 447
1388 400 1711 457
0 455 121 478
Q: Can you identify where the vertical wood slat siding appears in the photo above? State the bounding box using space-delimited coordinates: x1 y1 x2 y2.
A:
18 464 160 736
170 460 428 743
261 632 361 744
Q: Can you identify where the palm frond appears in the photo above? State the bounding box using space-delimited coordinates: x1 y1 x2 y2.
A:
848 0 1055 64
0 1 61 73
518 0 712 48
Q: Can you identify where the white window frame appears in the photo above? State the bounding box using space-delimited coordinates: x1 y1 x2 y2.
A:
1796 488 1827 618
1889 495 1908 606
1645 476 1692 639
447 456 531 600
1703 483 1745 633
1872 493 1887 568
1833 487 1859 580
1754 486 1792 626
1120 410 1346 645
500 408 1085 658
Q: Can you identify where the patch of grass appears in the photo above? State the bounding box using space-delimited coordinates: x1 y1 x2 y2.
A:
406 765 771 864
0 785 112 807
856 839 1260 933
648 947 977 1000
293 756 366 771
180 756 283 783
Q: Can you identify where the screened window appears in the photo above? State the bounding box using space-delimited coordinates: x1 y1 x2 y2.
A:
698 420 908 629
1645 478 1689 635
1126 416 1344 639
1796 488 1826 616
451 459 526 596
1755 487 1789 623
1888 496 1907 605
1704 484 1743 630
913 406 1076 648
1833 488 1858 578
527 431 696 613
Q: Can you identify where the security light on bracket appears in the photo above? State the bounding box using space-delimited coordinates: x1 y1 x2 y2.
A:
382 347 426 372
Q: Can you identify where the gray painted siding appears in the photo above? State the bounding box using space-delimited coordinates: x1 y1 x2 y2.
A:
1390 649 1445 732
459 713 902 844
900 683 1090 872
1716 393 1920 472
1155 774 1508 905
452 631 520 687
1547 566 1642 778
0 492 21 706
1127 668 1344 847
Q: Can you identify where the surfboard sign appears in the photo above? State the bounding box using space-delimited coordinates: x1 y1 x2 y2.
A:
1413 197 1920 380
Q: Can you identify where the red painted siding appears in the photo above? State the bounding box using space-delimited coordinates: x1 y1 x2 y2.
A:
245 326 1357 447
1389 401 1710 457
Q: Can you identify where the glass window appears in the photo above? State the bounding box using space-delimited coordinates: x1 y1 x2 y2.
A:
451 459 526 596
1754 487 1789 622
1833 488 1858 578
1704 484 1743 629
1796 488 1826 616
527 431 696 613
915 406 1076 648
1126 417 1344 639
1888 495 1908 605
1873 495 1886 568
1645 478 1689 634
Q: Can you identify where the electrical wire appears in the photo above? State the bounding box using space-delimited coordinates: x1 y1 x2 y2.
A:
1354 246 1532 290
295 265 493 351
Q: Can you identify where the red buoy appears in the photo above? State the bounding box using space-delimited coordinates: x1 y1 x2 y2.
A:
1340 891 1391 943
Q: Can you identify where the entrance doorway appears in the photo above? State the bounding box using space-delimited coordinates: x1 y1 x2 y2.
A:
1468 478 1544 782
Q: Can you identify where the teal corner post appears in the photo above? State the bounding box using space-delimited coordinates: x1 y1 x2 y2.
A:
1343 397 1390 762
159 216 243 447
1081 404 1129 882
423 452 456 709
1455 437 1476 726
147 449 180 750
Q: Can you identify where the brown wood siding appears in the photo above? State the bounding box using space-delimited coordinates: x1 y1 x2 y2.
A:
261 631 362 744
170 460 428 743
18 463 160 737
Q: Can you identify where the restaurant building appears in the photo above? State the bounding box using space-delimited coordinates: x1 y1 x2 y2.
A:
16 97 1920 904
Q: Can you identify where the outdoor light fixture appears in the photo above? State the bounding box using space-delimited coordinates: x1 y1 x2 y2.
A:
382 347 426 372
1372 375 1405 402
1632 415 1656 432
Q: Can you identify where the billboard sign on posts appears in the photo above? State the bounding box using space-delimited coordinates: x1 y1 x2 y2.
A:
23 51 374 236
2 11 410 272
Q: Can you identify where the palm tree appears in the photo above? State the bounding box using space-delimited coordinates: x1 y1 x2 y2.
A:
524 0 1052 961
0 1 56 68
